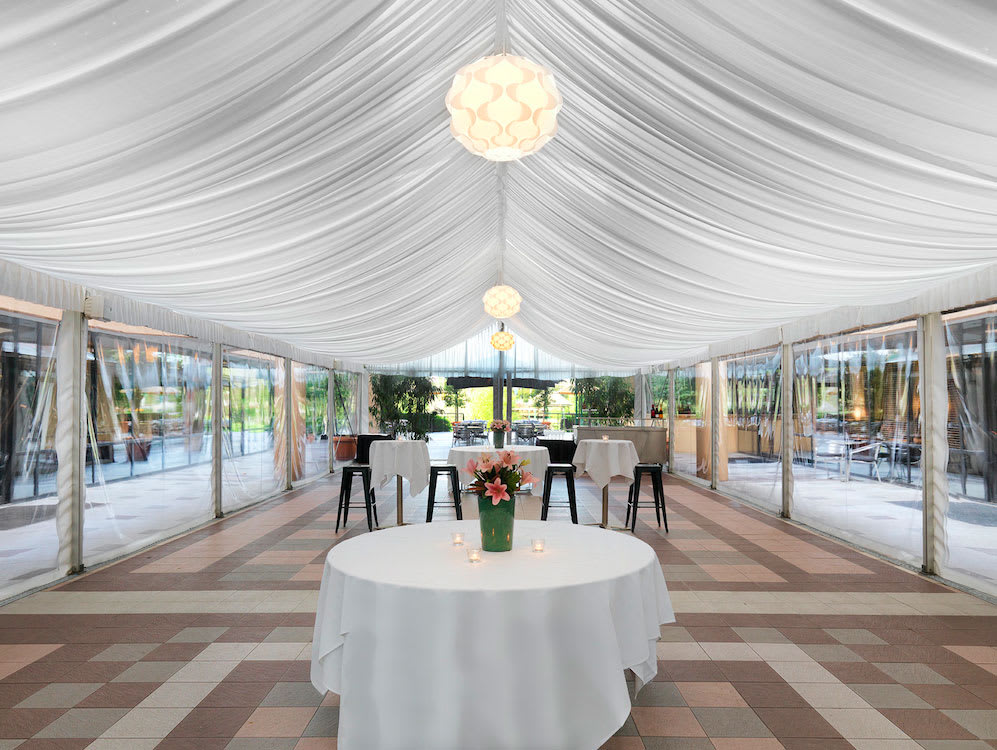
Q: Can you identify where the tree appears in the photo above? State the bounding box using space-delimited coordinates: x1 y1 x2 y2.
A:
369 374 441 441
531 385 555 417
441 385 466 422
571 376 634 419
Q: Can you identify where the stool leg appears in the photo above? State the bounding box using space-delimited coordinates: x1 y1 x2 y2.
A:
449 468 462 520
335 474 347 532
342 473 353 531
426 470 438 523
566 471 578 524
541 470 552 521
361 471 374 532
625 483 633 528
652 471 662 528
653 470 668 532
631 471 644 533
371 489 379 528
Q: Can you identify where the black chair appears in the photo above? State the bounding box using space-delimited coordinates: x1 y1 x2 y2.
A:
337 465 378 532
626 463 668 533
536 438 576 464
540 464 578 524
356 433 392 465
426 464 462 521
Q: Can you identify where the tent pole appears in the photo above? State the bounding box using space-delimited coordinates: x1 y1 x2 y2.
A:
212 343 223 517
55 311 87 575
781 341 794 519
918 313 948 576
667 370 676 473
328 369 336 474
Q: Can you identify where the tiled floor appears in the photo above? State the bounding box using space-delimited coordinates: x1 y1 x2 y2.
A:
1 471 996 749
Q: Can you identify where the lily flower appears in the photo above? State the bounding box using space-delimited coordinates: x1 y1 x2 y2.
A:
483 478 510 505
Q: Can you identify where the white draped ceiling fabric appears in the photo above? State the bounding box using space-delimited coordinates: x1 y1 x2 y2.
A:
1 0 996 372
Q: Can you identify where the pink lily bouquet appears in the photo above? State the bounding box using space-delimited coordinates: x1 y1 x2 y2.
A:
467 450 537 552
466 451 539 505
488 419 511 432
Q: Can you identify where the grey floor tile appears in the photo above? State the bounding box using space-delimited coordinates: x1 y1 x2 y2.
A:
691 706 773 738
259 682 324 707
614 714 638 736
15 682 103 709
91 643 159 661
641 739 714 750
112 661 186 683
632 682 686 707
800 644 864 662
873 662 952 684
225 740 298 750
264 627 314 643
825 629 888 645
168 626 229 643
302 706 339 737
659 626 695 643
942 710 997 739
848 683 932 709
34 708 130 738
733 627 791 644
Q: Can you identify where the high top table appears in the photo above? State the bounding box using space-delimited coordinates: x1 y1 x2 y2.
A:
311 520 674 750
573 438 640 529
369 439 431 526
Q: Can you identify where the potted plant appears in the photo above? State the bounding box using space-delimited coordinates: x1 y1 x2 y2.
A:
332 434 357 461
465 451 538 552
488 418 511 449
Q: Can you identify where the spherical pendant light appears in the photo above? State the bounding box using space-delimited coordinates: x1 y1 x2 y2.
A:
482 284 522 319
491 330 515 351
446 54 562 161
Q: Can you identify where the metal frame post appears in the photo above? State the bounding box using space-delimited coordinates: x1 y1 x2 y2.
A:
212 343 223 517
55 311 87 575
710 357 720 489
328 369 336 474
918 313 948 575
667 369 676 472
284 357 294 490
780 341 794 518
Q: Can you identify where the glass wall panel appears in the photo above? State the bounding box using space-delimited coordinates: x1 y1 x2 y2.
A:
791 323 922 564
221 349 280 511
0 311 60 599
942 307 997 596
295 362 329 479
84 328 214 565
673 364 712 479
332 371 362 466
719 349 782 510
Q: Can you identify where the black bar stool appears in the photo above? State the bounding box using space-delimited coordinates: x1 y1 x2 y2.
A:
541 464 578 524
337 465 378 532
626 463 668 533
426 464 462 521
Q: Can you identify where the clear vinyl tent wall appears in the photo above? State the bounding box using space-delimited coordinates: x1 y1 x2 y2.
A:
666 305 997 598
0 295 347 602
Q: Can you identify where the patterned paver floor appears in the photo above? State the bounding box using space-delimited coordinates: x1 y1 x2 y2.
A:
1 472 995 749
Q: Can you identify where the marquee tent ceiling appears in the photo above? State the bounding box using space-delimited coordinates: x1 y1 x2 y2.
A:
0 0 995 370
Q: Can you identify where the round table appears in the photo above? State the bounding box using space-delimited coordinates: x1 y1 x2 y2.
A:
573 439 641 528
447 444 550 496
311 520 674 750
369 440 431 526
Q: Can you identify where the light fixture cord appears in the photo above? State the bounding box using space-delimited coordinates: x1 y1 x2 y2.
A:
496 162 507 285
496 0 508 55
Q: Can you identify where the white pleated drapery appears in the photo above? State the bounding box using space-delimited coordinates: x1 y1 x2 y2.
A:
0 0 995 371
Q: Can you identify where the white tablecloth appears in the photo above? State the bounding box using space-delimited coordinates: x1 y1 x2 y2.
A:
447 444 550 497
311 520 674 750
573 439 641 488
369 440 431 496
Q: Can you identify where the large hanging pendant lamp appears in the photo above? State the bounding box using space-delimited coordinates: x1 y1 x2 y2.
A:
491 323 515 351
482 283 521 318
446 54 562 162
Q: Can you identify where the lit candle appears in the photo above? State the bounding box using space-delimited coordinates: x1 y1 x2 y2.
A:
467 548 482 564
532 538 545 553
451 531 465 546
601 435 609 440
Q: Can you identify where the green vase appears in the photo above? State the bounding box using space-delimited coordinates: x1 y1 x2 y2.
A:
492 430 505 449
478 493 515 552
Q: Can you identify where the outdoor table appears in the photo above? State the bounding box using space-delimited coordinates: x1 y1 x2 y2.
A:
368 439 430 526
447 444 550 496
311 520 674 750
573 438 640 528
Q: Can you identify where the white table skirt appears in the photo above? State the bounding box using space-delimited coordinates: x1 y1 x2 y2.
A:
311 520 674 750
447 445 550 497
369 439 431 496
573 439 640 488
